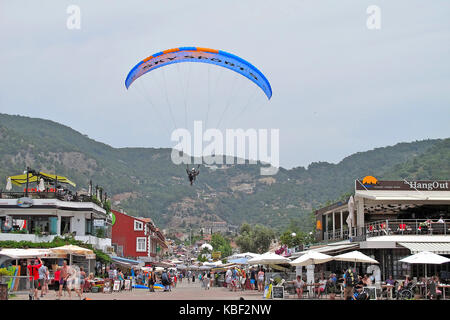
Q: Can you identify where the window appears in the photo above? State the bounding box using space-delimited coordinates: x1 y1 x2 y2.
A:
136 237 147 252
134 220 143 231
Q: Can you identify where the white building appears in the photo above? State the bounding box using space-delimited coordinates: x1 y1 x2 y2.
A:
0 197 112 252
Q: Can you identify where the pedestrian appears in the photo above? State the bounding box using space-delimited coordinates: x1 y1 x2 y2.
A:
250 267 256 290
67 264 82 300
210 270 215 288
38 261 47 298
58 260 71 300
257 268 265 292
54 266 62 299
343 267 356 300
161 269 170 292
79 267 86 293
203 271 209 290
148 268 155 292
225 268 232 290
27 257 42 300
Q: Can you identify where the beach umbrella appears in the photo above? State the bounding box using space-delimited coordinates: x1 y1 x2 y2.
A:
38 178 45 192
176 264 188 270
201 243 213 251
5 177 12 191
199 265 212 270
333 250 378 268
290 251 333 267
247 252 291 265
347 196 354 236
228 257 250 265
400 251 450 296
50 245 95 265
228 252 260 260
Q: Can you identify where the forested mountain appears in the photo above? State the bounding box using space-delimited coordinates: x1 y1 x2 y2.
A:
0 113 448 232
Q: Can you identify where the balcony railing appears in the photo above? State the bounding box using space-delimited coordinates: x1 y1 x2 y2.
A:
323 219 450 242
0 190 95 203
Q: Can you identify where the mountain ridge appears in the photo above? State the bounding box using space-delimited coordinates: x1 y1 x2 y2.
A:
0 113 448 232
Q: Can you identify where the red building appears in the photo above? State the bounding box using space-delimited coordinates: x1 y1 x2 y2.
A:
111 209 167 261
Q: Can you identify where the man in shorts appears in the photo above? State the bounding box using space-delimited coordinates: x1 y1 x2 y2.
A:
27 257 43 300
38 262 48 297
58 260 71 299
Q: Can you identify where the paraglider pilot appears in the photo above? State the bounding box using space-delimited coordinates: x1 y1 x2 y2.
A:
186 165 200 186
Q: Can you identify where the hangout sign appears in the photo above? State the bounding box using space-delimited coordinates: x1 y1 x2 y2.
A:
356 177 450 191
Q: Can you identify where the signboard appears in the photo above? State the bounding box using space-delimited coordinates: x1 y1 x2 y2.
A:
272 286 284 299
93 219 105 227
103 279 112 293
356 179 450 191
124 279 131 291
212 251 221 259
363 286 377 300
17 197 33 208
113 280 121 292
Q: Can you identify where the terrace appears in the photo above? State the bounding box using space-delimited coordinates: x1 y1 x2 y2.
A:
324 218 450 242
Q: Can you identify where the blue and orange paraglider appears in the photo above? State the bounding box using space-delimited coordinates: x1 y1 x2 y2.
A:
125 47 272 100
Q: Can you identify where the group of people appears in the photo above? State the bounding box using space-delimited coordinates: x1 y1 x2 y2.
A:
384 274 444 299
224 266 266 292
27 258 90 300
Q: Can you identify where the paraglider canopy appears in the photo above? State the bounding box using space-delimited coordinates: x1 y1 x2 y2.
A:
125 46 272 100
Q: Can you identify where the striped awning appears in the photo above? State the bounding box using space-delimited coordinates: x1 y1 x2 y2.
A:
399 242 450 254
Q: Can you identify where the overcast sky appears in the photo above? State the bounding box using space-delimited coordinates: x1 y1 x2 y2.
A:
1 0 449 169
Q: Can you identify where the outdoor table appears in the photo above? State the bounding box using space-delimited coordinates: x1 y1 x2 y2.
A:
416 282 426 298
438 284 450 299
381 284 394 300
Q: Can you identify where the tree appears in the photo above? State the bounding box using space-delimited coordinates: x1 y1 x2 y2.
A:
236 223 275 253
210 233 232 258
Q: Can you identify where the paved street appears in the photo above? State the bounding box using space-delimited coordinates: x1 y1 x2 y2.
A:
11 281 269 300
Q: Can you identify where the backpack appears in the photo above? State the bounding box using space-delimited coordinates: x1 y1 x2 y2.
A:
345 270 356 287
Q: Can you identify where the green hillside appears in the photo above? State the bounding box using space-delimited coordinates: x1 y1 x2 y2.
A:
0 113 448 232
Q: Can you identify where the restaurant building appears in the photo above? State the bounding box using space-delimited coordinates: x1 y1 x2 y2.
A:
305 177 450 281
111 209 168 262
0 193 113 252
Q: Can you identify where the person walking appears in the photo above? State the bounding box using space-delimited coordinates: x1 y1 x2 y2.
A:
79 267 86 294
257 268 265 292
148 268 155 292
38 262 48 298
27 257 42 300
203 271 210 290
250 267 256 290
343 268 356 300
58 260 71 300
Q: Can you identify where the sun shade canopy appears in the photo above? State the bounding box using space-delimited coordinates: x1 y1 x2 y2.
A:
8 172 76 187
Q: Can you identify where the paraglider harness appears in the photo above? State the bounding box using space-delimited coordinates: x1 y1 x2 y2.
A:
186 164 200 185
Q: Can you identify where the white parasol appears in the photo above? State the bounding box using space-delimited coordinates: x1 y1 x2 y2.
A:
290 251 333 267
399 251 450 296
6 177 12 191
333 250 378 268
247 252 291 265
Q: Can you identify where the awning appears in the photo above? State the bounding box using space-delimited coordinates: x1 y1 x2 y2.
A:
111 256 143 266
295 243 358 257
7 172 76 187
398 242 450 254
